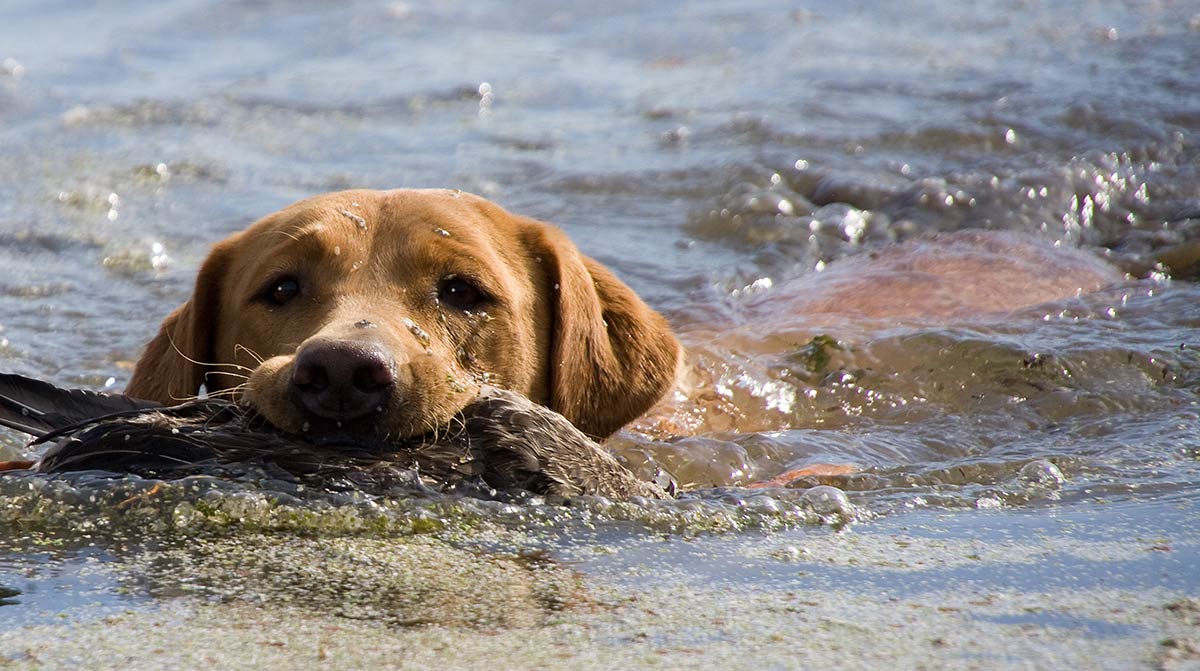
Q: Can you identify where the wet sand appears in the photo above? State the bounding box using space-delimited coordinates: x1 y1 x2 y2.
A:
3 497 1196 670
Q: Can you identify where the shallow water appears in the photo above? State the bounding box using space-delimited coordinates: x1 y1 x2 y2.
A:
1 0 1199 665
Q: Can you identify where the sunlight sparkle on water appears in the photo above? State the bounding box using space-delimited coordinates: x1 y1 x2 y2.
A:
150 242 170 270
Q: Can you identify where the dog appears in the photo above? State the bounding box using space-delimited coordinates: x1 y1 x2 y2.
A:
126 189 1122 452
126 189 681 443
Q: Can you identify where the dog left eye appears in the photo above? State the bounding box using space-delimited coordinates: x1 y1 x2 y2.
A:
257 276 302 307
438 276 485 311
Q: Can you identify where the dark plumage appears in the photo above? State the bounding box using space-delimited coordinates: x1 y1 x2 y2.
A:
0 373 672 500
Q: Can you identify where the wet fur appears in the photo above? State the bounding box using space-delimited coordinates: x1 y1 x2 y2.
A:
126 189 680 442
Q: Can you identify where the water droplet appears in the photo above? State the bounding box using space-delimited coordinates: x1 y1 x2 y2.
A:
402 317 431 346
1018 459 1065 488
433 228 451 237
801 485 852 517
478 82 494 111
2 58 26 79
301 422 311 432
341 209 367 230
104 376 116 388
975 495 1003 509
333 245 341 256
355 319 377 329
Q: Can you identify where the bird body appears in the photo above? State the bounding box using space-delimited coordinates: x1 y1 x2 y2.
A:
0 373 670 500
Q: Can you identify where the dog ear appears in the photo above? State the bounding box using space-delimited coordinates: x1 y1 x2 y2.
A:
125 240 234 403
520 222 680 439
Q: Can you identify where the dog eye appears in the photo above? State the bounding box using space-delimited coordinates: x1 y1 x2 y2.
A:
438 276 485 311
262 277 301 306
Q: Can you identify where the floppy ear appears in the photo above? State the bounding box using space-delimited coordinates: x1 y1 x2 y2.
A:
521 222 681 439
125 241 233 403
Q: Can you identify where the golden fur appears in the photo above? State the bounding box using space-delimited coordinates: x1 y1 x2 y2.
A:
126 189 680 441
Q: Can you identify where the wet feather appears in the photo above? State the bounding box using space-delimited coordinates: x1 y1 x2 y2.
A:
0 373 670 500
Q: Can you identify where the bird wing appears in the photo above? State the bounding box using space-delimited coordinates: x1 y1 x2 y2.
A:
0 372 161 438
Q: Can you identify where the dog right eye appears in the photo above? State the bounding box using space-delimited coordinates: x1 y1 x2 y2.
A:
261 277 301 306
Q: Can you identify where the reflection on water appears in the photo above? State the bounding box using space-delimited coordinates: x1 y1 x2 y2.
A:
0 534 137 628
0 0 1198 639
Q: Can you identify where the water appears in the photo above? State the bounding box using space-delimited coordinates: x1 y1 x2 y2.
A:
1 0 1198 665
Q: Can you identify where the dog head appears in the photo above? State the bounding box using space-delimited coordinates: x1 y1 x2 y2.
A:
126 189 680 440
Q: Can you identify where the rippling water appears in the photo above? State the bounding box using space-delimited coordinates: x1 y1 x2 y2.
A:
1 0 1198 660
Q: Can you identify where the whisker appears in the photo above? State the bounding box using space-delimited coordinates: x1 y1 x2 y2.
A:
445 411 467 439
272 228 303 243
203 371 250 381
234 344 266 366
165 331 256 373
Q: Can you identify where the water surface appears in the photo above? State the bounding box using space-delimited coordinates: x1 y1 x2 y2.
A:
1 1 1198 667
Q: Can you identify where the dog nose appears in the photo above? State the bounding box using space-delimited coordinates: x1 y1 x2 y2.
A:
290 339 395 422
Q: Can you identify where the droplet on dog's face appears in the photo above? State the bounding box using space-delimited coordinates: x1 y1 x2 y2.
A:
341 209 367 230
402 317 431 347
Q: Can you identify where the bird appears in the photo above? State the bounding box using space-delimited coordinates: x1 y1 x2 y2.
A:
0 373 672 501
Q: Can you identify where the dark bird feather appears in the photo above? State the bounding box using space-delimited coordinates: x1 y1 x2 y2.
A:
0 373 159 437
0 372 672 500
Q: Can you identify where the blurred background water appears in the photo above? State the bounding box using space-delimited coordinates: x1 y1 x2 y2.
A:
0 0 1198 659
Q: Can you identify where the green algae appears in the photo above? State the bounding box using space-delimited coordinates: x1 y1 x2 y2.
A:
0 469 858 542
